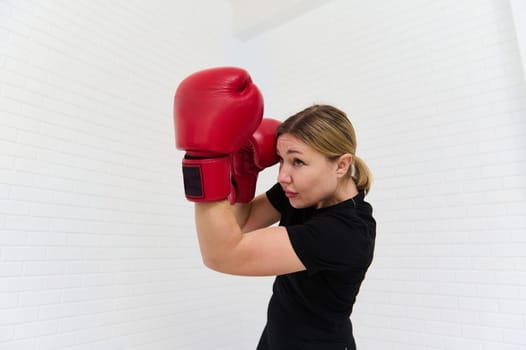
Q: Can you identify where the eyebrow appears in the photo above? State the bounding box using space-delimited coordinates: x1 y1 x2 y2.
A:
277 149 303 157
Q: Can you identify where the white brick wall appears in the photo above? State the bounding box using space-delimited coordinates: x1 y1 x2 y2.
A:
244 0 526 349
2 0 525 349
0 0 271 349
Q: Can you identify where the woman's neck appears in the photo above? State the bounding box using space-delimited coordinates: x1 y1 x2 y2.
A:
316 178 359 209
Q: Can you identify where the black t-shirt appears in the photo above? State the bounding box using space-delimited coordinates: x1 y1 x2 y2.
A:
256 183 376 350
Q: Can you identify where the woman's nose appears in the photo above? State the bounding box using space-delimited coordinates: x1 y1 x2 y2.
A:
277 164 291 184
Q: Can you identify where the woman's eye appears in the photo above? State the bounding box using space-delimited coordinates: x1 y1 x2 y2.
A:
292 159 304 167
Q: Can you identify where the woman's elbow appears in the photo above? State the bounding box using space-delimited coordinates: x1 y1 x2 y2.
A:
202 253 246 275
201 254 229 273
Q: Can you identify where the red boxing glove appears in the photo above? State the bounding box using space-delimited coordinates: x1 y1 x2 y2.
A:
174 67 264 201
230 118 281 203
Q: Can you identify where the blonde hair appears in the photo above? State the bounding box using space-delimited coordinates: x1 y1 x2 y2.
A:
277 104 373 195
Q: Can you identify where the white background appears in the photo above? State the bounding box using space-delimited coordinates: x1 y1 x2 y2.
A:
0 0 525 349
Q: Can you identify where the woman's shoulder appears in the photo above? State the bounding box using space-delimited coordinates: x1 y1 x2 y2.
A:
314 192 375 237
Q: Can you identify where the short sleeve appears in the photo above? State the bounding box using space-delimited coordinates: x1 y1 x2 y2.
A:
286 211 374 274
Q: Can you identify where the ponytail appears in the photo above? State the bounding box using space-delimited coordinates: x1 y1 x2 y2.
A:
352 156 372 195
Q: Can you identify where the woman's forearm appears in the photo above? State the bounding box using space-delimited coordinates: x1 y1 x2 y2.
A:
194 201 243 270
231 202 252 232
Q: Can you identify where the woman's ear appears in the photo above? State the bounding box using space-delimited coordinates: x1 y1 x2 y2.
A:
335 154 353 177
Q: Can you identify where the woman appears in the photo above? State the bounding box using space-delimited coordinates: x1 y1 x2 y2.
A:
194 104 376 349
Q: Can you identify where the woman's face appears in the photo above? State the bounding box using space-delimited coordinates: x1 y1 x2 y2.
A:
276 133 341 209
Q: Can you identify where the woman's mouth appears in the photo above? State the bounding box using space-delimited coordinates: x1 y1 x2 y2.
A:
284 191 298 198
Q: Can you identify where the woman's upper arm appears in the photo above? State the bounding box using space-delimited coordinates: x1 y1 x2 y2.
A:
208 195 306 276
215 225 306 276
200 192 306 276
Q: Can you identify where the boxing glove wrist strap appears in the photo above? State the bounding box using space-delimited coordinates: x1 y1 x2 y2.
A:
182 155 231 202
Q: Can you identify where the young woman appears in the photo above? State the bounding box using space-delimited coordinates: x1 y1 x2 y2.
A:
193 104 376 349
